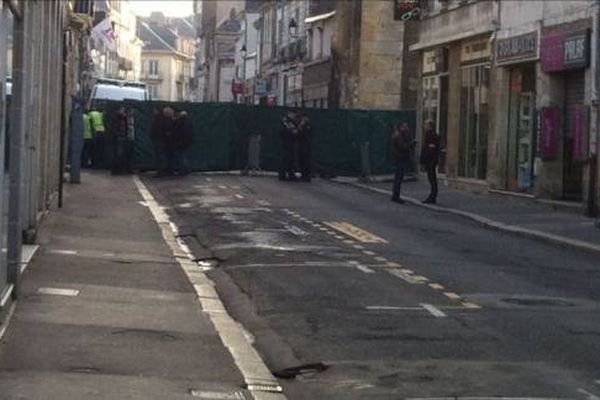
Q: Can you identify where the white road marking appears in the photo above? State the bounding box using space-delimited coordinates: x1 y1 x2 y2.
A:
421 303 447 318
219 185 227 190
133 177 285 400
428 283 445 290
353 244 365 250
374 256 387 262
579 388 600 400
37 287 79 296
48 249 78 255
388 269 427 284
366 306 423 311
355 264 375 274
324 221 388 243
257 200 271 206
444 292 462 300
407 398 567 400
137 201 149 207
362 250 376 256
235 194 244 199
206 178 212 182
386 261 400 267
0 302 16 340
343 240 355 244
461 302 481 309
334 235 344 240
284 224 309 236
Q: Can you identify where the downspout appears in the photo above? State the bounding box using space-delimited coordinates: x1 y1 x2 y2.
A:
592 2 600 218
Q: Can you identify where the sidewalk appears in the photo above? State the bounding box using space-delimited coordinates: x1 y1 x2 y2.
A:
337 176 600 254
0 172 257 399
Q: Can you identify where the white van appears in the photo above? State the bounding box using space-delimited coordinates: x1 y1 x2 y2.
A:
89 79 149 108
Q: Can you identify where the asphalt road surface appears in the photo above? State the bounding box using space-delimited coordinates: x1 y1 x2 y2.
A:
144 173 600 400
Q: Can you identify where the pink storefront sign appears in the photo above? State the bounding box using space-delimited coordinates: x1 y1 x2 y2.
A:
541 107 560 159
541 35 564 73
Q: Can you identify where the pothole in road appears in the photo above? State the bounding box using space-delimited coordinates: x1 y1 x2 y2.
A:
500 297 576 307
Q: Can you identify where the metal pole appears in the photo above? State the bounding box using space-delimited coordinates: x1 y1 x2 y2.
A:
59 28 67 208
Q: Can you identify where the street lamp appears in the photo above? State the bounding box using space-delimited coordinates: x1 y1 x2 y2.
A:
288 17 298 38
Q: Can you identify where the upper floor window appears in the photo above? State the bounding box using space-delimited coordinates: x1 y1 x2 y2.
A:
149 60 159 75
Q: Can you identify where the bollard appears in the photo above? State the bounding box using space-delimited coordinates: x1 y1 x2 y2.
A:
359 141 372 183
245 134 262 175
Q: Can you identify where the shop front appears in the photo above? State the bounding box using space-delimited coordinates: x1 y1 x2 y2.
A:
496 31 539 192
540 21 591 201
458 36 491 181
421 47 449 173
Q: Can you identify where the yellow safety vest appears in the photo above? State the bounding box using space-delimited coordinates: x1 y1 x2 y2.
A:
83 113 92 140
89 111 105 134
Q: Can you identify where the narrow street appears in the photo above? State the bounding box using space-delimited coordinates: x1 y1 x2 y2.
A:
145 174 600 400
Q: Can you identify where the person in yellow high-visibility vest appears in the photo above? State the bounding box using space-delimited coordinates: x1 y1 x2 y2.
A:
89 107 105 168
81 110 93 168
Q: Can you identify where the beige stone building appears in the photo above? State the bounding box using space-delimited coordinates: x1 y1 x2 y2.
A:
138 14 196 101
331 0 419 110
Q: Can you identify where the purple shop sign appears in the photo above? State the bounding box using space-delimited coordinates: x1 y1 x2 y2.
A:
571 105 589 162
541 35 564 73
541 107 560 159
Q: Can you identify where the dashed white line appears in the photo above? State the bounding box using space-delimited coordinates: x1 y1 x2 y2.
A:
428 283 445 290
366 306 423 311
353 244 365 250
386 262 400 267
421 303 447 318
444 292 461 300
374 256 387 262
219 185 227 190
235 194 244 199
355 264 375 274
362 250 376 256
37 287 80 296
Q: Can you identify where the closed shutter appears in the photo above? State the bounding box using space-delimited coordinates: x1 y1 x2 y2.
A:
563 71 585 200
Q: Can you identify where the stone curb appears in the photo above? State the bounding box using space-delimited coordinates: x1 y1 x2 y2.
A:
338 180 600 256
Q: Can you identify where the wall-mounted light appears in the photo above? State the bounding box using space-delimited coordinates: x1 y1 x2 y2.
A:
288 17 298 37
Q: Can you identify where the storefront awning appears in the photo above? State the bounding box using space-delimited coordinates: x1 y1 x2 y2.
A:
409 25 495 52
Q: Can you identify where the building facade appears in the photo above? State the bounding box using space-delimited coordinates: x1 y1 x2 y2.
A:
411 0 600 213
1 0 89 321
91 0 142 82
138 14 196 102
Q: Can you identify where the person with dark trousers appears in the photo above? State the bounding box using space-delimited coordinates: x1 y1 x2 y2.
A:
151 107 166 176
124 107 136 174
297 113 313 182
391 122 415 203
162 107 177 175
420 119 440 204
110 105 129 175
173 110 193 175
279 109 299 181
89 106 106 168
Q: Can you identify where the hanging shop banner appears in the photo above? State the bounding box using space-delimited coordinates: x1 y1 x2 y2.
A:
461 37 491 64
571 105 589 162
540 107 560 159
496 31 538 66
541 29 590 73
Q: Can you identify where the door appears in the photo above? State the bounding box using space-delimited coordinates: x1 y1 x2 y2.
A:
563 72 585 201
516 92 535 189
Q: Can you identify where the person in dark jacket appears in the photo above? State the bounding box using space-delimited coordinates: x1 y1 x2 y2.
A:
162 107 176 175
173 110 193 175
110 105 129 175
390 122 415 203
279 110 299 181
297 113 313 182
419 119 440 204
151 107 166 176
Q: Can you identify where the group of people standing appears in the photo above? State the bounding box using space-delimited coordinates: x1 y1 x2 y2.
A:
81 107 107 169
390 119 440 204
279 109 313 182
151 106 193 177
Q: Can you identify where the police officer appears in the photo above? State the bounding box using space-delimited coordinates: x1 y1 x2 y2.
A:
88 106 106 168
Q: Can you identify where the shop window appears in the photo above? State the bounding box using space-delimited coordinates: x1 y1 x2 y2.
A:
459 64 489 179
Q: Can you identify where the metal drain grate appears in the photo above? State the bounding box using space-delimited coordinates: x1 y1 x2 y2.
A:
244 383 284 393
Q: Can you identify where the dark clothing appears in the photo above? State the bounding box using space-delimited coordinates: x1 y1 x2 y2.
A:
391 128 414 164
174 116 194 152
92 136 105 169
151 113 165 172
110 113 130 175
279 116 298 180
392 160 409 201
297 117 313 181
82 139 93 168
420 128 440 201
419 129 440 166
425 163 438 200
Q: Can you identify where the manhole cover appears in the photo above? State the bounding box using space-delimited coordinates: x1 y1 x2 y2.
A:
501 297 575 307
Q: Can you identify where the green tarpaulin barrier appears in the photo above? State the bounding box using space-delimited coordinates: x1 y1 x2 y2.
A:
101 101 416 176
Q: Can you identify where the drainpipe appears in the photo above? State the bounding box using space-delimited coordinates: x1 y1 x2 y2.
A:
591 3 600 218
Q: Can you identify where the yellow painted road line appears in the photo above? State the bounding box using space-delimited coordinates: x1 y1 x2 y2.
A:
428 283 445 290
388 268 427 284
324 221 388 244
444 292 461 300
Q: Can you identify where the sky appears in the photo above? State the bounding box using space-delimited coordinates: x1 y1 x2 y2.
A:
129 0 194 17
